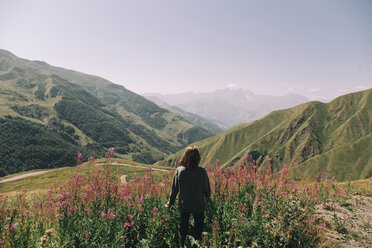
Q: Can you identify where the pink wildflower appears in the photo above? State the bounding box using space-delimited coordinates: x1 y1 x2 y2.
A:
124 214 134 228
107 209 116 219
0 239 3 244
77 152 82 159
152 207 158 217
268 157 272 162
23 209 30 217
88 156 95 162
291 157 297 163
216 160 220 165
337 187 345 195
57 194 64 200
126 214 133 221
281 166 288 175
137 196 144 204
84 230 90 239
109 147 115 152
124 221 134 228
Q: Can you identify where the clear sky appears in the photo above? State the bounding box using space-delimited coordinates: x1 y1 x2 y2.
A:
1 0 371 100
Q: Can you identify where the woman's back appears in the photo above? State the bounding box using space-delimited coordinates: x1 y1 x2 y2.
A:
167 146 211 247
177 166 210 213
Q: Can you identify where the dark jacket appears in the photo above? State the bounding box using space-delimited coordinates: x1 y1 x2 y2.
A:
169 166 211 213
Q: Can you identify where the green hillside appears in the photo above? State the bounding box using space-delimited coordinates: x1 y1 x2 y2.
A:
157 89 372 181
23 55 215 142
0 49 212 175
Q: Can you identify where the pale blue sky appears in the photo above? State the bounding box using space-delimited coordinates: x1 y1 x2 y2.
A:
0 0 371 100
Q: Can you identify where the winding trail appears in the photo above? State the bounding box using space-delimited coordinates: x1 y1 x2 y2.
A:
96 163 171 172
0 171 50 183
120 175 127 183
0 163 172 184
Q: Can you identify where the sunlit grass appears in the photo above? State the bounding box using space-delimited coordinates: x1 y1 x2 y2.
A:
338 177 372 196
0 158 171 195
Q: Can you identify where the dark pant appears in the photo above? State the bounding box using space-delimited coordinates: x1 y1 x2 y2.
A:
179 211 204 246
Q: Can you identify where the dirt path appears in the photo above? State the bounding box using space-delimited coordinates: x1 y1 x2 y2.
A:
0 163 171 184
97 163 171 172
120 175 127 183
0 171 50 183
315 195 372 248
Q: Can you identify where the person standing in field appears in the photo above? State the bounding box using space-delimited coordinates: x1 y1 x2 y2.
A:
166 146 211 247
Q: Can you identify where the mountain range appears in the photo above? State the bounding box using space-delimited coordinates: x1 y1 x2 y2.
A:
0 49 212 175
145 89 309 129
1 48 371 182
157 89 372 181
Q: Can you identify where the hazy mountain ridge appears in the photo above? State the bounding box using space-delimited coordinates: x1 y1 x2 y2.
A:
157 89 372 181
145 95 225 134
145 89 310 128
0 49 212 175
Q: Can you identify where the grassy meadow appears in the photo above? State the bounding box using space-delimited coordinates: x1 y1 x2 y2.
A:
0 158 170 195
1 153 370 248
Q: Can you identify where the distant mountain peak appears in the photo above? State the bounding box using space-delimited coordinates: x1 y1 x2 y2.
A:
144 89 310 128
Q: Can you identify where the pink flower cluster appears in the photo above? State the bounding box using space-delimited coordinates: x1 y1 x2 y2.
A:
124 214 134 228
100 209 116 219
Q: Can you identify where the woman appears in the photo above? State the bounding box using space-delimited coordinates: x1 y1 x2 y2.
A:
166 146 211 247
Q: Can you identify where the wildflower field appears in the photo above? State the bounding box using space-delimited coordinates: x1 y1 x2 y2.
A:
0 155 365 248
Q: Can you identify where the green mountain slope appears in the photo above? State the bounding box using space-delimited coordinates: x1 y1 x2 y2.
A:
23 56 213 144
0 49 212 175
157 89 372 181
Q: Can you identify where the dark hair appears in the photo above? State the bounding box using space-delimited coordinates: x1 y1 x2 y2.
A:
180 146 201 168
